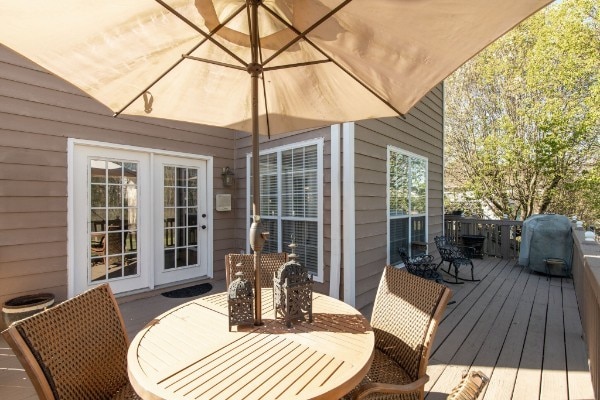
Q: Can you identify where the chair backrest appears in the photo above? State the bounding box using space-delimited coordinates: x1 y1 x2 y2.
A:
435 235 475 261
225 252 288 288
2 284 130 400
434 235 451 248
371 266 452 381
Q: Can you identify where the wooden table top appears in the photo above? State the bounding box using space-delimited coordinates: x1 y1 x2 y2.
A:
127 290 374 400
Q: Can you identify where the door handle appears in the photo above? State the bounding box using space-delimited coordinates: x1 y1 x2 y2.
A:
201 225 207 230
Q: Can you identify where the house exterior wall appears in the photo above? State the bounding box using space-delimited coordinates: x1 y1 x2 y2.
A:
353 84 444 314
1 41 444 311
0 45 237 306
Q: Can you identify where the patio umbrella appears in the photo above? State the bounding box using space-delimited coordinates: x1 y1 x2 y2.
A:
0 0 551 324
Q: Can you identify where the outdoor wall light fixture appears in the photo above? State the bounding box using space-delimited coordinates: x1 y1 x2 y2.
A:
222 167 235 187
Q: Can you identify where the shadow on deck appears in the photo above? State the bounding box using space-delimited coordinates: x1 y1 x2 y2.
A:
427 257 594 400
0 259 594 399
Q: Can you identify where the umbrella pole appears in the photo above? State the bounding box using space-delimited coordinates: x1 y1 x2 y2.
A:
248 0 266 326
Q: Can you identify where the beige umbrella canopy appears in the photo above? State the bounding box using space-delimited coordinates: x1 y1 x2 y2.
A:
0 0 551 135
0 0 551 323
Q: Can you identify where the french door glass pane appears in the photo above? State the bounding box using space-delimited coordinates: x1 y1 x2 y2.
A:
89 159 138 283
164 166 199 270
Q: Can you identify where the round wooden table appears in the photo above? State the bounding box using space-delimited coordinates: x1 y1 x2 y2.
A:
127 290 374 400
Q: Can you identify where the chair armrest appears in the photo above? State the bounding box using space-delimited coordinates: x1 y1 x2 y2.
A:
352 375 430 400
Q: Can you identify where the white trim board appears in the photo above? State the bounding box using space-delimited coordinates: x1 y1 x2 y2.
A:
342 122 356 307
329 124 342 299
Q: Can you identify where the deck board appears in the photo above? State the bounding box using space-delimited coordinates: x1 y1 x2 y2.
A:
541 280 569 399
482 272 539 399
512 275 548 399
562 278 595 400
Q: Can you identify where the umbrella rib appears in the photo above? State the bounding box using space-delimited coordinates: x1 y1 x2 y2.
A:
154 0 247 67
262 59 331 71
260 0 353 67
183 55 247 71
262 4 406 119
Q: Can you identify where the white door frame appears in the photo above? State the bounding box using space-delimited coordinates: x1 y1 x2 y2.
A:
68 139 213 297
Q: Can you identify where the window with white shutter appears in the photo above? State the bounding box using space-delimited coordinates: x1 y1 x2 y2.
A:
248 139 323 280
388 146 428 265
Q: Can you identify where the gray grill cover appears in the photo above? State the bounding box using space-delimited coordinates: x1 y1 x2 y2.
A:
518 214 573 276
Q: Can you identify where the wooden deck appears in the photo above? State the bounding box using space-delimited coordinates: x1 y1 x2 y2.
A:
1 259 595 399
427 257 594 400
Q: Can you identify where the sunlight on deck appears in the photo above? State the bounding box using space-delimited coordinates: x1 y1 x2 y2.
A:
424 257 594 400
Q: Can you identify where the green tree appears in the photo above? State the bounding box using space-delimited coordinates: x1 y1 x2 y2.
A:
445 0 600 225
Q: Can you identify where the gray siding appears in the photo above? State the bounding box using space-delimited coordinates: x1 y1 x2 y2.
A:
1 40 444 312
0 44 237 306
353 84 444 314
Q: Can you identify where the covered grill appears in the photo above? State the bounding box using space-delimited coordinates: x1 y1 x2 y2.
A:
518 214 573 276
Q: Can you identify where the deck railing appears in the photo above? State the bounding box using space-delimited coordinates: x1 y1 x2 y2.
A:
444 215 523 259
572 227 600 399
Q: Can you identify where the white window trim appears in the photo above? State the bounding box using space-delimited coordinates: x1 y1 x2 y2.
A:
67 138 214 297
386 145 429 265
246 138 324 282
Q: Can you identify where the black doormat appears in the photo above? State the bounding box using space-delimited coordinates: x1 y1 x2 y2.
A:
161 283 213 299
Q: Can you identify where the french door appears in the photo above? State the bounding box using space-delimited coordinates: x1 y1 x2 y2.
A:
154 155 208 286
72 143 210 295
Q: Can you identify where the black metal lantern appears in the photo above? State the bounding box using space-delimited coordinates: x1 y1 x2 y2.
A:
221 166 235 187
228 269 254 331
273 241 313 328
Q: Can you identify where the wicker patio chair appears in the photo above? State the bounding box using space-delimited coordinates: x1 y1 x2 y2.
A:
347 266 452 400
1 284 141 400
446 370 489 400
225 252 288 288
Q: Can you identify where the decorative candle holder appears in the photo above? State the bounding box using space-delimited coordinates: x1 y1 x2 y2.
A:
228 269 254 331
273 239 313 328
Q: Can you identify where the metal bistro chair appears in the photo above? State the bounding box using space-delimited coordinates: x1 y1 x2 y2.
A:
225 252 288 288
347 266 452 400
398 247 443 283
434 236 479 284
1 284 141 400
